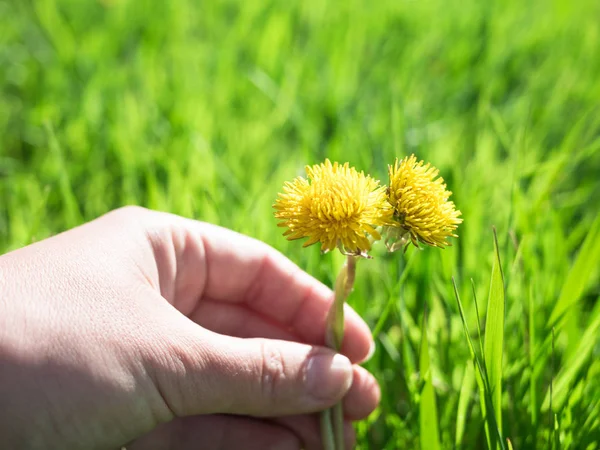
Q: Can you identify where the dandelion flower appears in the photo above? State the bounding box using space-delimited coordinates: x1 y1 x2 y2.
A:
385 154 462 250
274 159 392 256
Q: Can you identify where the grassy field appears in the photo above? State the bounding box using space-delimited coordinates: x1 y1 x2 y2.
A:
2 0 600 448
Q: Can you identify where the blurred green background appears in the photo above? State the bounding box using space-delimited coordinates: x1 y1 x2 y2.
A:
1 0 600 448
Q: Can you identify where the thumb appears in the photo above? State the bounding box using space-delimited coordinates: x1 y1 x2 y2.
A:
151 327 354 417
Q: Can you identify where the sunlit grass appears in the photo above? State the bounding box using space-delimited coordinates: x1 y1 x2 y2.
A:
1 0 599 448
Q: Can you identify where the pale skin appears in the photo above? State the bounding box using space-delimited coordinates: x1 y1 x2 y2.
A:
0 207 380 450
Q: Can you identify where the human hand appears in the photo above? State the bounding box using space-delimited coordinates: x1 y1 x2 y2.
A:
0 207 379 449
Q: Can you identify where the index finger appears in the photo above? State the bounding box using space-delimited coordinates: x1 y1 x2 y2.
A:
146 212 374 363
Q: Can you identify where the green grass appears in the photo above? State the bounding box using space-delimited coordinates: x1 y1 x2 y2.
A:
2 0 600 448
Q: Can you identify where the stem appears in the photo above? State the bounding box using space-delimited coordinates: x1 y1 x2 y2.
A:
320 255 358 450
332 402 345 450
320 409 336 450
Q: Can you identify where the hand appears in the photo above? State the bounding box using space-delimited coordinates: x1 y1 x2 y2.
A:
0 207 379 449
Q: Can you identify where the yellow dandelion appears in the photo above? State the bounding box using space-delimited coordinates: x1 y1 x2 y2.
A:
385 154 462 250
274 159 392 256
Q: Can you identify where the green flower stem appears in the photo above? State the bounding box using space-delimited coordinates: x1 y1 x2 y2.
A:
320 255 358 450
327 255 357 349
320 408 336 450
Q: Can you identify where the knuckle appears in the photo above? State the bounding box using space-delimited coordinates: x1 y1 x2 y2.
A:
159 337 194 379
258 340 287 404
142 334 201 418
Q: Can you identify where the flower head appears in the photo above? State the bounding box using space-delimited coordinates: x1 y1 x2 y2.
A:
274 160 392 256
385 154 462 250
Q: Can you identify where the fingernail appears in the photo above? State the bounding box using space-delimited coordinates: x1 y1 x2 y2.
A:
364 340 376 362
306 352 353 403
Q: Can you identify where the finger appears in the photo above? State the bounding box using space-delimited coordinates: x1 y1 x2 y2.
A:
189 299 372 363
343 365 381 420
169 324 378 419
273 415 356 450
148 328 353 417
189 299 300 343
128 415 300 450
143 213 374 363
194 223 373 360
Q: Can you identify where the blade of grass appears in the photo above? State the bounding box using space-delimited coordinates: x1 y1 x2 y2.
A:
471 278 486 370
455 362 476 447
552 414 561 450
528 283 539 429
548 211 600 326
452 278 505 450
549 328 556 449
542 297 600 411
484 228 506 448
419 311 441 450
